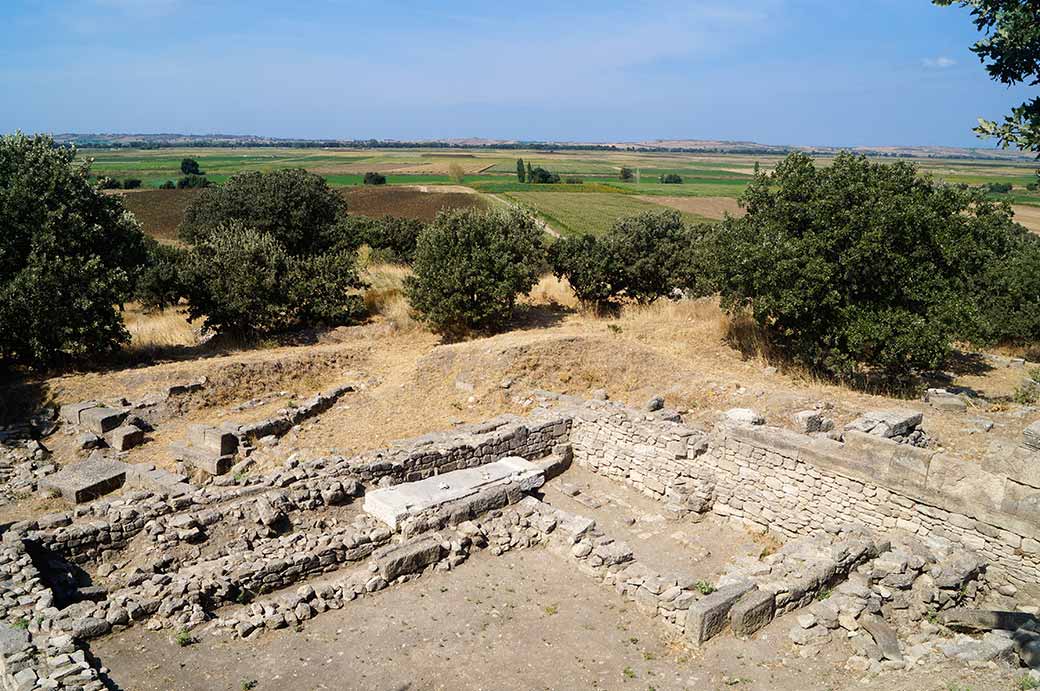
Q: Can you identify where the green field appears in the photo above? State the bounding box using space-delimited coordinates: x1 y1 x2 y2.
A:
84 145 1040 233
503 191 713 237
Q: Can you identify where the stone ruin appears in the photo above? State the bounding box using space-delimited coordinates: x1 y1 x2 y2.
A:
3 386 1040 689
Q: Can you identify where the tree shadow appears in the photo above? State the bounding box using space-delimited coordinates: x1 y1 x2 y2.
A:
0 369 52 430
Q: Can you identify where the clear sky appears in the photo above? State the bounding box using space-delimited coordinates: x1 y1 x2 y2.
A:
0 0 1034 148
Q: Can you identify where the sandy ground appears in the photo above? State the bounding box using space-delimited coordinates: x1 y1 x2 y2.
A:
638 196 745 220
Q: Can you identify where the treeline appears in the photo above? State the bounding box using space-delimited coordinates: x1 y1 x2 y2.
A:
4 134 1039 386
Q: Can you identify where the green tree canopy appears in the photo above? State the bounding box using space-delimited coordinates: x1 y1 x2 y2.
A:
935 0 1040 154
701 152 1025 379
180 157 202 175
179 168 346 254
0 133 148 367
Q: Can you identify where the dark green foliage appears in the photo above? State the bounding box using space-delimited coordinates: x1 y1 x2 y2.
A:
180 223 364 335
934 0 1039 155
135 240 186 312
179 169 344 254
527 167 560 184
363 171 387 185
0 133 148 367
159 180 176 190
701 152 1026 379
549 234 621 307
180 157 202 175
96 176 122 189
659 173 683 184
987 182 1013 193
365 216 426 263
977 232 1040 343
607 210 689 303
564 176 584 184
1027 182 1039 191
176 174 210 189
406 208 544 336
516 158 526 182
549 210 689 308
619 167 634 181
123 178 142 189
526 161 533 182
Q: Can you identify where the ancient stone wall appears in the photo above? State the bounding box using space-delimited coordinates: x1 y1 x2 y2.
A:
563 401 1040 595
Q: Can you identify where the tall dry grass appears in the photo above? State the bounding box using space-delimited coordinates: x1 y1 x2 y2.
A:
122 303 197 356
362 262 419 332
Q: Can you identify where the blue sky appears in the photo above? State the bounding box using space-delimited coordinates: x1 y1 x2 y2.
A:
0 0 1034 147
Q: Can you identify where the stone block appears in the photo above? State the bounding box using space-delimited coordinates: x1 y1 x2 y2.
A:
940 608 1038 633
1024 421 1040 452
39 457 128 503
859 613 902 662
375 535 445 581
926 389 968 413
170 442 233 475
364 456 544 530
729 589 775 637
79 406 127 436
59 401 99 426
925 453 1004 515
685 581 756 644
1001 479 1040 524
107 424 144 452
0 623 30 656
723 409 764 426
187 424 238 456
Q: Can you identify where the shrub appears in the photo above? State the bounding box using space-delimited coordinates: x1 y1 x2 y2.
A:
527 167 560 184
367 216 426 263
564 176 584 184
447 162 465 183
608 210 690 303
96 176 122 189
135 240 186 312
123 178 142 189
181 223 364 335
363 171 387 185
659 173 683 184
180 158 202 175
703 152 1025 379
177 174 210 189
549 234 621 308
976 232 1040 343
550 210 690 307
159 180 176 190
406 208 544 336
619 167 634 181
0 133 148 368
987 182 1013 194
1028 182 1039 191
179 169 347 254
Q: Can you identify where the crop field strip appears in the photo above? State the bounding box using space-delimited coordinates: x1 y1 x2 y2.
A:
89 146 1040 234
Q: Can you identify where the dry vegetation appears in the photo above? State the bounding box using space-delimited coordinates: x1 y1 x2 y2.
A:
639 195 746 220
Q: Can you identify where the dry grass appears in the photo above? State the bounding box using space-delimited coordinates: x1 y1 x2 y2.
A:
362 262 418 332
122 303 197 355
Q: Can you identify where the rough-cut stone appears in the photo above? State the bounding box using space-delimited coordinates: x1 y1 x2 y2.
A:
108 424 144 451
0 623 29 656
859 614 902 662
187 424 238 456
375 535 446 581
723 409 764 426
940 608 1037 633
685 582 756 644
941 631 1018 667
926 389 968 413
1025 420 1040 452
729 589 775 637
79 406 127 436
39 457 128 503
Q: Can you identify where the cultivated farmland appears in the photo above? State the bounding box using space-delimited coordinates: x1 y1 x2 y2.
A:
503 191 713 236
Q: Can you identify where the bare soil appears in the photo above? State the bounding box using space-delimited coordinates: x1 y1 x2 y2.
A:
1012 204 1040 233
341 186 488 221
115 189 204 244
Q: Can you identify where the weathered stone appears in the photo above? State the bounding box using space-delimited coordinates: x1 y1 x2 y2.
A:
0 623 29 656
685 582 756 644
730 589 775 637
941 631 1018 667
107 424 144 452
375 535 445 581
79 407 127 436
940 608 1038 633
1024 420 1040 452
859 614 902 662
39 457 128 503
723 409 764 426
187 424 238 456
926 389 968 413
71 617 110 640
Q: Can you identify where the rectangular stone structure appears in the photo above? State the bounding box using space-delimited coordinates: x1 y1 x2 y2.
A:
187 424 238 455
364 456 545 530
685 581 756 644
79 406 127 436
39 457 128 503
374 535 446 581
729 588 775 637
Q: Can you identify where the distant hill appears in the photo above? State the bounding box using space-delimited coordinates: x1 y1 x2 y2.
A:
48 132 1038 161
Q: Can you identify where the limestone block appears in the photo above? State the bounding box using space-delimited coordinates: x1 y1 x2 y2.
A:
107 424 144 452
375 535 445 581
1025 421 1040 452
187 424 238 456
729 589 775 637
685 581 756 644
79 406 127 436
39 457 128 503
925 453 1004 515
